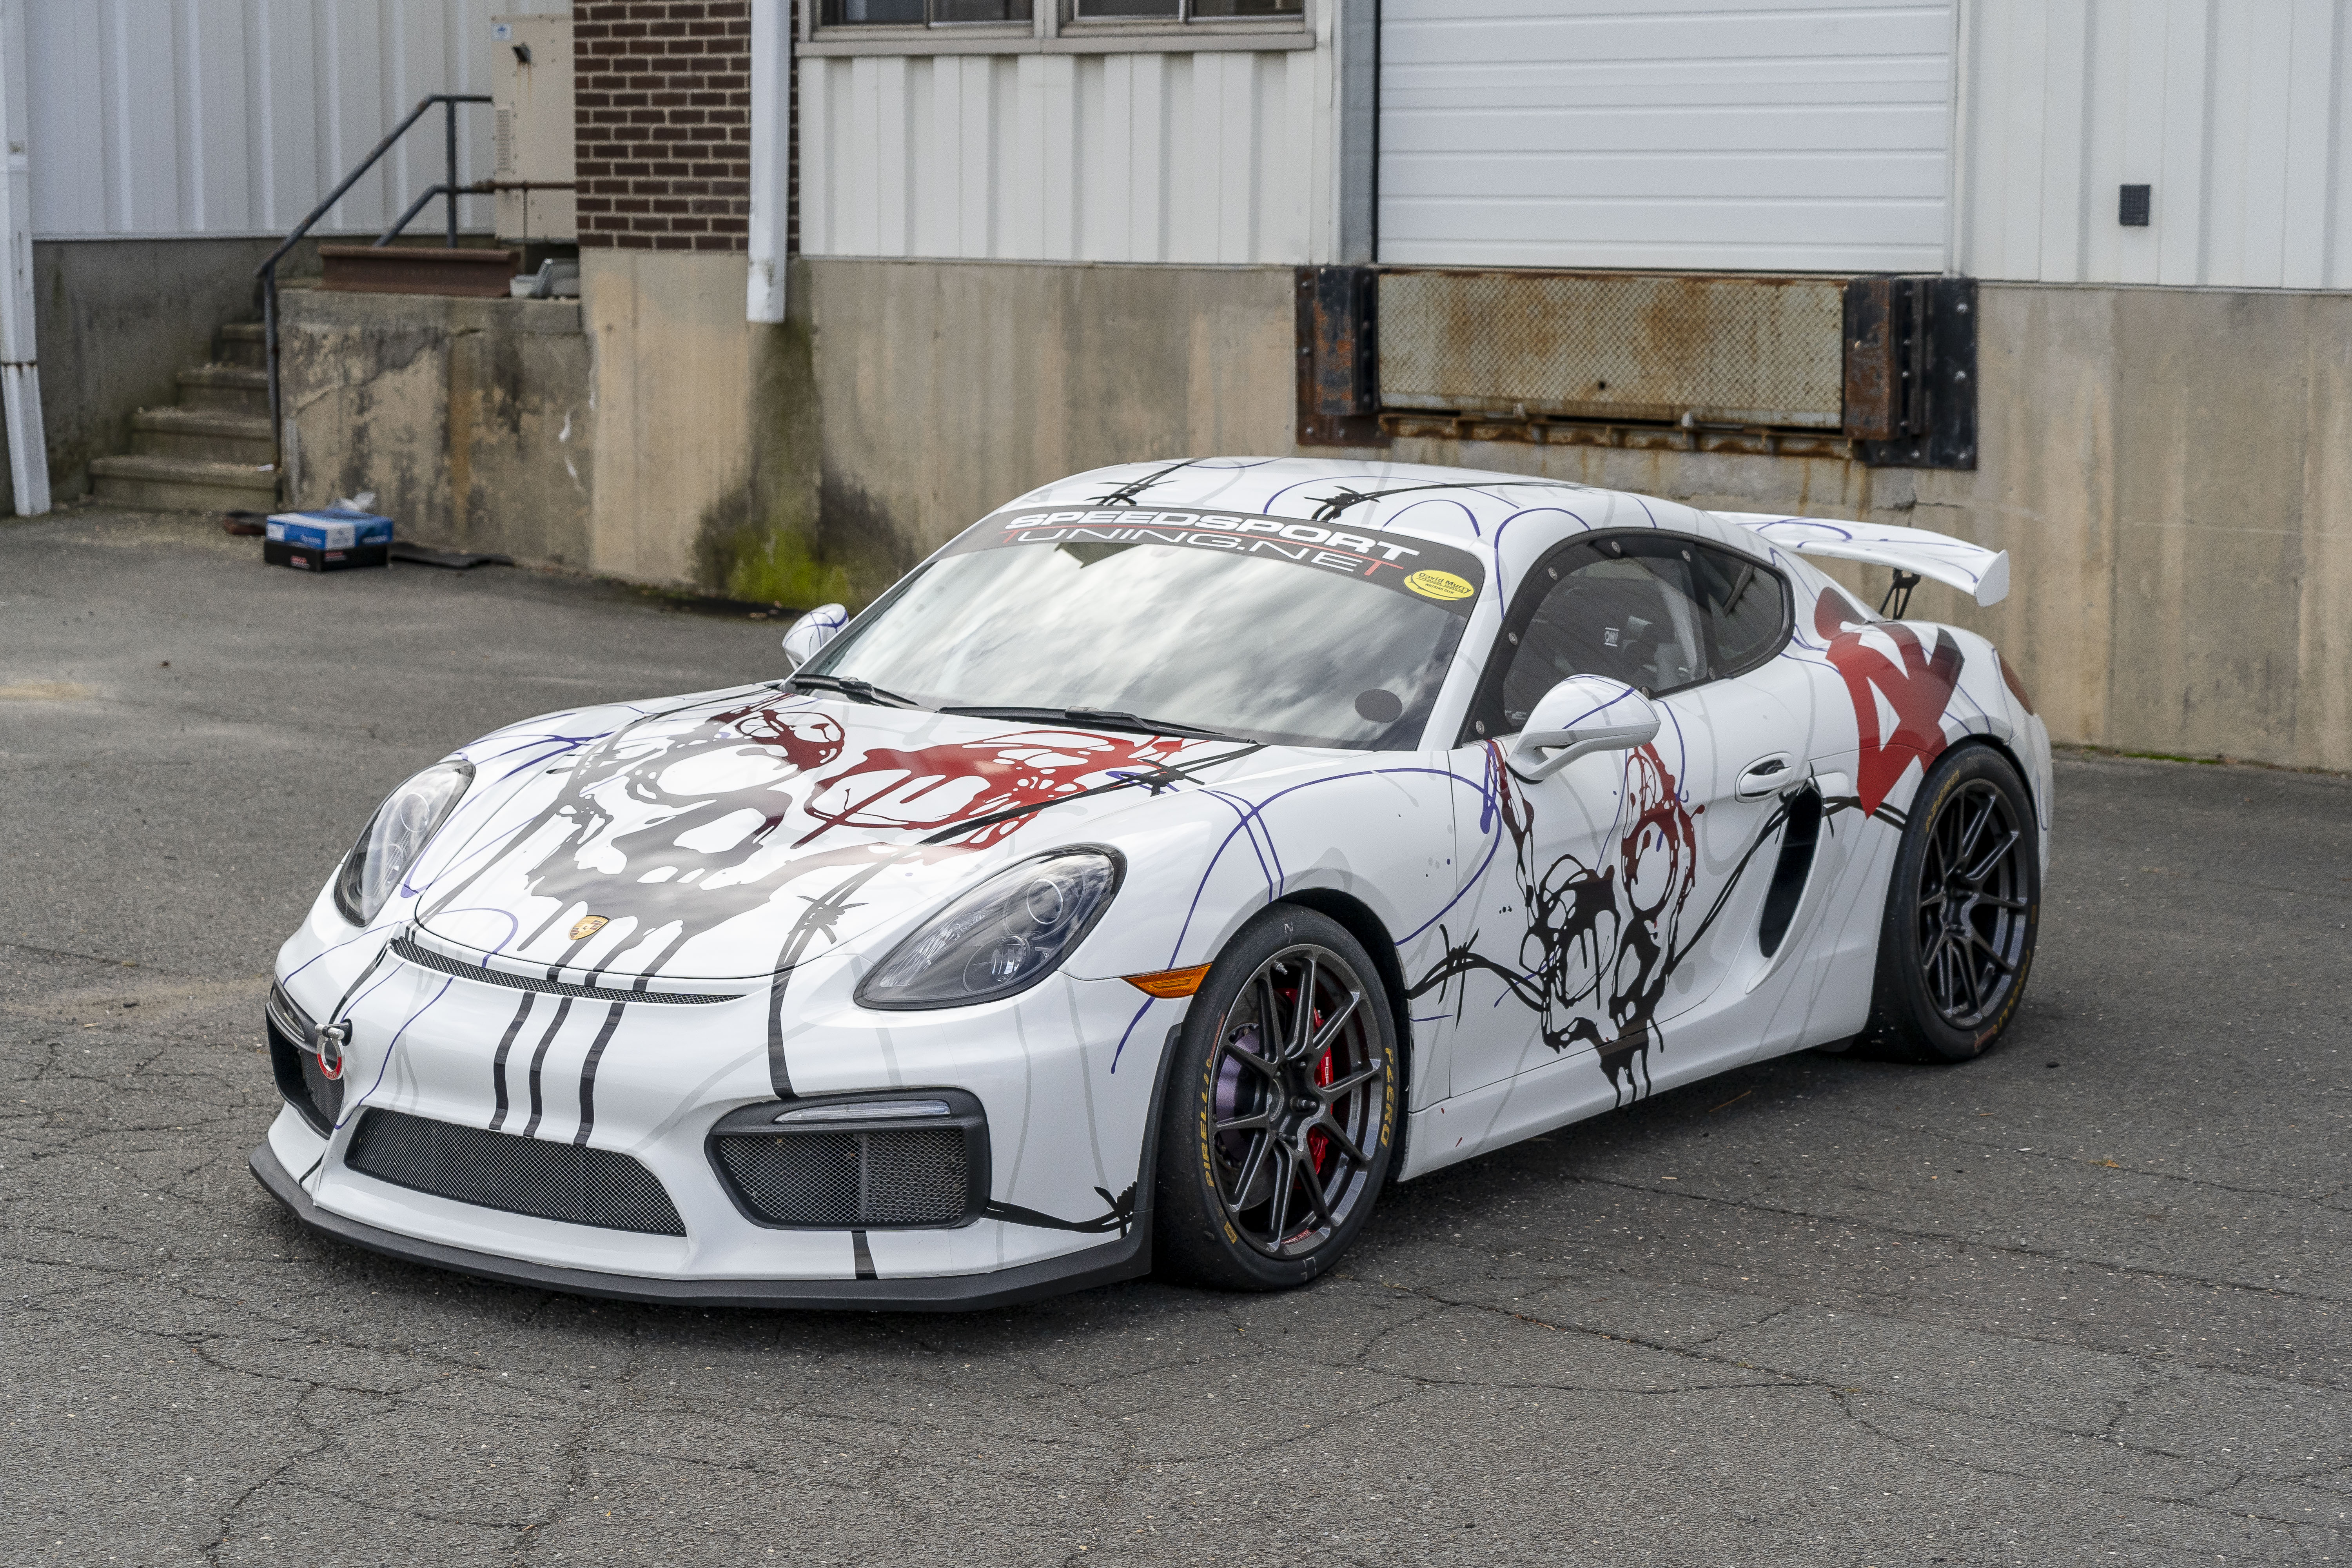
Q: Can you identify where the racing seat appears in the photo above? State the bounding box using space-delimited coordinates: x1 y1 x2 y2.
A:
1503 570 1705 726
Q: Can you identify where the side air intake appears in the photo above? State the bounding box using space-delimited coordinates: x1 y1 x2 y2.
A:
1757 786 1824 959
707 1092 989 1230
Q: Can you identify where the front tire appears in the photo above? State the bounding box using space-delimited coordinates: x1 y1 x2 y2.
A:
1153 906 1399 1291
1861 743 2042 1062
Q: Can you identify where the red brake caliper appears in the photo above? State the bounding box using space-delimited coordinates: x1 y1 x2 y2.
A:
1307 1009 1333 1173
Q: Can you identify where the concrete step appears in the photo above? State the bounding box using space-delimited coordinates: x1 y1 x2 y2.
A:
176 363 269 415
89 453 277 513
216 321 266 369
129 407 274 464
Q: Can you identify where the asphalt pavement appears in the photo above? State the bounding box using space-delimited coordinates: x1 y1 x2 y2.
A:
3 506 2347 1567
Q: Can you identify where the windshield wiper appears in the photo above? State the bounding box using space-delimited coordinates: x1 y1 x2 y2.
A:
787 673 928 709
940 704 1239 742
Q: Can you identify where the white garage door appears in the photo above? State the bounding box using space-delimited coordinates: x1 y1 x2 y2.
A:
1379 1 1955 273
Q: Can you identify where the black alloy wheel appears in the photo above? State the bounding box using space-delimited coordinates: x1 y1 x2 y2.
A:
1154 906 1398 1290
1917 779 2033 1026
1863 744 2041 1062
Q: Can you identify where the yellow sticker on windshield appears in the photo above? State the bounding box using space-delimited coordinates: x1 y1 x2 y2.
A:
1403 569 1475 602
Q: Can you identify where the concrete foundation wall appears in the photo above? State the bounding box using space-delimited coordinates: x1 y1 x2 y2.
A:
799 258 1297 601
278 289 594 566
1937 286 2350 775
28 236 306 502
583 250 759 589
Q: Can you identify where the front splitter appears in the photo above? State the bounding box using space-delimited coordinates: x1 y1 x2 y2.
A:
249 1142 1149 1311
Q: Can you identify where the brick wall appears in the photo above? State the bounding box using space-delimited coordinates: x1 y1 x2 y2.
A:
574 1 752 251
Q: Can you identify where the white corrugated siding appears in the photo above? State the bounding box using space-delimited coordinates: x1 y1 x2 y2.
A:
27 0 568 241
1377 0 1955 272
798 48 1330 263
1958 0 2352 288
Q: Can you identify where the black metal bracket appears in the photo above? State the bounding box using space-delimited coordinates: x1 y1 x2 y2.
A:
1842 276 1977 470
1294 265 1386 448
1877 568 1922 619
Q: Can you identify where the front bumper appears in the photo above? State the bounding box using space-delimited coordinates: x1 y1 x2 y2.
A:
250 1140 1148 1310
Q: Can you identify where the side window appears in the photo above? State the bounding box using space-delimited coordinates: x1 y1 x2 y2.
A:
1486 538 1708 734
1691 544 1791 677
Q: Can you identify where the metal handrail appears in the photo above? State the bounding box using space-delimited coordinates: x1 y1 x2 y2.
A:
253 93 492 475
375 178 577 246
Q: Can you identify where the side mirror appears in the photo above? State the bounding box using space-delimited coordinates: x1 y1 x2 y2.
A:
1512 675 1661 782
779 603 848 671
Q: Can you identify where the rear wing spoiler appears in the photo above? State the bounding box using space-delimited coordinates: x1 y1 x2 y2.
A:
1715 513 2010 609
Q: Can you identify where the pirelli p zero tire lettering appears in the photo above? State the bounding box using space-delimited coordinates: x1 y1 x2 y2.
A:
1864 743 2042 1063
1152 906 1399 1292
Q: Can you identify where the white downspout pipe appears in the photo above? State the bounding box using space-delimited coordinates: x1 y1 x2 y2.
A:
0 0 45 515
745 0 789 324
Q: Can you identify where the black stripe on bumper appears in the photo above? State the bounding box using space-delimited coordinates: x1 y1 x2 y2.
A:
249 1142 1148 1312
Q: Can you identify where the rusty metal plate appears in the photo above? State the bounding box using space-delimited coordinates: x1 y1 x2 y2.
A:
1377 270 1846 430
319 245 519 298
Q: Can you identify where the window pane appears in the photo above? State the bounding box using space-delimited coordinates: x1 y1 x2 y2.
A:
1499 543 1707 728
1189 0 1303 14
1692 546 1789 675
820 0 924 21
811 541 1469 751
932 0 1031 18
1074 0 1180 16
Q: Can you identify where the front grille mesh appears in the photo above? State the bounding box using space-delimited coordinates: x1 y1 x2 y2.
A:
715 1129 968 1228
390 937 744 1004
346 1109 686 1236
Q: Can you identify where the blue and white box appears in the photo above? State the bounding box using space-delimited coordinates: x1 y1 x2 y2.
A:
264 508 394 571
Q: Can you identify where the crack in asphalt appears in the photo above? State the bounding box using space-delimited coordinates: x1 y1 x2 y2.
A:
1555 1171 2352 1311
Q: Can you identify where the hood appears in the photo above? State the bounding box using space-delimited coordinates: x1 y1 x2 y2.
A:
410 688 1253 982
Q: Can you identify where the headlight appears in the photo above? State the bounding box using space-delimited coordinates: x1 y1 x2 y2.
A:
855 849 1122 1011
332 760 474 925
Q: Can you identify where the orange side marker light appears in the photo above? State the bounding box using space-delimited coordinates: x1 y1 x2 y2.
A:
1124 963 1212 999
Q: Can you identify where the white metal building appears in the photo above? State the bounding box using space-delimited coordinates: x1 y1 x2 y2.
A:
34 2 2352 285
793 0 2352 289
25 0 568 242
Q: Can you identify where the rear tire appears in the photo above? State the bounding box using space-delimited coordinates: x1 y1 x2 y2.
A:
1860 744 2041 1063
1152 906 1399 1292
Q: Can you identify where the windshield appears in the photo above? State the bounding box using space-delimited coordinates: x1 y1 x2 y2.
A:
807 506 1485 749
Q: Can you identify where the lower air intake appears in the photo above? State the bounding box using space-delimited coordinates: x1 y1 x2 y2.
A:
345 1110 686 1236
715 1127 970 1229
266 1009 341 1136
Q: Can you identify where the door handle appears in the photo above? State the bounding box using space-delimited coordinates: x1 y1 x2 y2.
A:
1735 753 1796 800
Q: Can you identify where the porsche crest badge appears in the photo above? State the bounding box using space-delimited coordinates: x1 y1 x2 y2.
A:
569 915 610 942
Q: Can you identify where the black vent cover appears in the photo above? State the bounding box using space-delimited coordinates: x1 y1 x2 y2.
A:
708 1092 989 1230
346 1109 686 1236
1758 784 1826 959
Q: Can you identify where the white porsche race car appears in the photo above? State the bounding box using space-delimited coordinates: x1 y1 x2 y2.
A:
254 457 2050 1307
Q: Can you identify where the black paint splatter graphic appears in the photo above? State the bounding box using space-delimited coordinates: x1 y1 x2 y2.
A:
1408 740 1831 1105
424 701 1193 982
983 1182 1138 1237
424 698 860 977
420 696 1243 1219
1409 743 1698 1102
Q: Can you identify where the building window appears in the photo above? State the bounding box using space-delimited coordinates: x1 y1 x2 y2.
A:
1072 0 1300 15
819 0 1031 23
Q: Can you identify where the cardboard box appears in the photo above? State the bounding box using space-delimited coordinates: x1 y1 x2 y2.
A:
265 509 393 572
